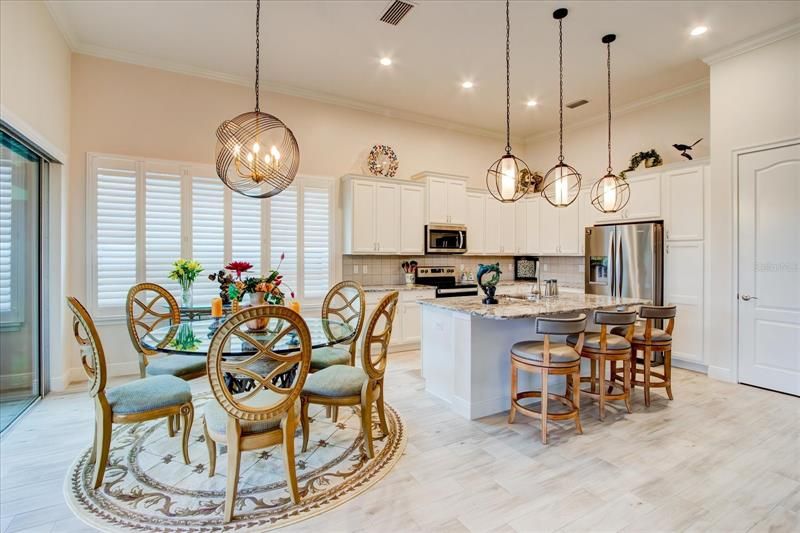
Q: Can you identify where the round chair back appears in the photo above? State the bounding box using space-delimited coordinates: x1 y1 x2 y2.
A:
206 306 312 424
126 282 181 357
321 281 366 345
639 305 677 319
594 310 637 326
535 314 587 336
360 291 400 380
66 296 107 397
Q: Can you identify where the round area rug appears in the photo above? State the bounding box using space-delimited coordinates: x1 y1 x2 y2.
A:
65 393 406 532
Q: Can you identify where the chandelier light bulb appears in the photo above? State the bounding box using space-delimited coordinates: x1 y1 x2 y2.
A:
500 156 518 199
271 145 280 162
264 153 271 164
603 179 616 211
252 142 260 154
246 152 254 163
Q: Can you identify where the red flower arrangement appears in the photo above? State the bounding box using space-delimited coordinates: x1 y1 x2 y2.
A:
225 261 253 280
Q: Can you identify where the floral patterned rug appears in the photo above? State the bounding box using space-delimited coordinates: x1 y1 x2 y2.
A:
65 393 406 531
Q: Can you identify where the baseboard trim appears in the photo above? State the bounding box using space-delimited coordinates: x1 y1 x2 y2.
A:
672 358 708 374
707 365 735 383
68 360 140 386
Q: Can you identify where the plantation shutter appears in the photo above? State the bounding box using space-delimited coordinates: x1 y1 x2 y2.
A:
231 193 262 275
270 185 298 296
144 166 182 293
191 174 225 302
0 157 12 315
95 159 138 309
302 181 331 298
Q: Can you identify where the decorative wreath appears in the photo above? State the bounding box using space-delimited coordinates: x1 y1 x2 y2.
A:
367 144 399 177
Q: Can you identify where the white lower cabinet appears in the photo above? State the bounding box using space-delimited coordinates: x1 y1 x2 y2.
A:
364 290 434 349
665 240 704 364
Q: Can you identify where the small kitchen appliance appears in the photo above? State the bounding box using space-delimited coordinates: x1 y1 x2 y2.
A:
425 224 468 254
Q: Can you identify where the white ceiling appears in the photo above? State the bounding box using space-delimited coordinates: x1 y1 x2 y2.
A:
47 0 800 139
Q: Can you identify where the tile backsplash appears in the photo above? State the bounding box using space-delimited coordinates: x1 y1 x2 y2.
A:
342 255 584 287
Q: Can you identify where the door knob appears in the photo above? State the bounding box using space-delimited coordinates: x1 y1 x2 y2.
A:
741 294 758 301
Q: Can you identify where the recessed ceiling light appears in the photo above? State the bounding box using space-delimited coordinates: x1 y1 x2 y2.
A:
691 26 708 36
527 99 538 107
462 81 474 89
380 57 393 66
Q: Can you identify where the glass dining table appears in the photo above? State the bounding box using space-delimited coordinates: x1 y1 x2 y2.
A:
140 316 355 392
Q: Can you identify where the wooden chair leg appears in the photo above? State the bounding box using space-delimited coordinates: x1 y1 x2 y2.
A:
89 418 98 465
325 405 332 419
589 359 596 394
175 414 181 431
376 385 389 436
508 361 517 424
623 358 632 413
360 396 375 458
540 369 549 445
573 369 582 435
223 421 242 523
300 396 310 453
665 348 674 400
282 412 301 505
598 356 607 420
167 415 175 438
630 347 637 394
331 406 339 423
92 402 112 489
203 420 216 477
643 346 652 407
180 403 193 465
608 360 617 394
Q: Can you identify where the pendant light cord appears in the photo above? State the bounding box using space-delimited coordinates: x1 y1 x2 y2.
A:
558 17 564 162
254 0 261 113
505 0 511 154
607 41 612 173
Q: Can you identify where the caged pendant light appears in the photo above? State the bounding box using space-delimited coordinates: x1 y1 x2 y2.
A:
542 8 581 208
215 0 299 199
591 34 630 213
486 0 531 204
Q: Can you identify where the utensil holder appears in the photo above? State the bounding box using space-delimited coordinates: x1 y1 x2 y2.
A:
404 273 415 286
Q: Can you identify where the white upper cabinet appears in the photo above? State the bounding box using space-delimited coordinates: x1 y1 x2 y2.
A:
498 201 516 254
483 196 500 254
399 184 425 254
558 199 581 254
538 202 560 254
411 172 468 225
595 173 662 223
375 183 399 253
578 189 596 255
466 192 486 254
663 165 706 241
525 198 540 254
347 179 378 253
514 200 526 254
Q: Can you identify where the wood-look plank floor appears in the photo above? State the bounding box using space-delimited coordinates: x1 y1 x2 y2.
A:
1 351 798 532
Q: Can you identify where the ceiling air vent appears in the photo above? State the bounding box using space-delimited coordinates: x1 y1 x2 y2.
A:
566 99 589 109
379 1 415 26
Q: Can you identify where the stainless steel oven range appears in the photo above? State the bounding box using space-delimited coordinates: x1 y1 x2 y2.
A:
415 266 478 298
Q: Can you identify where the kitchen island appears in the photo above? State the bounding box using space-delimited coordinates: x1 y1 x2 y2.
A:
419 293 650 420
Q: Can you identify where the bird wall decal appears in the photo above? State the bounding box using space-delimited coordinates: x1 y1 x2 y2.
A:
673 138 703 160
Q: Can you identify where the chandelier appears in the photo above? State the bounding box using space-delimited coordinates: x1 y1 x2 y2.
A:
215 0 299 198
542 8 581 208
591 34 630 213
486 0 530 203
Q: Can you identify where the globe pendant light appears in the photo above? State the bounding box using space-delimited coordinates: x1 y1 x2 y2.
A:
215 0 299 199
486 0 531 204
591 34 630 213
542 8 581 208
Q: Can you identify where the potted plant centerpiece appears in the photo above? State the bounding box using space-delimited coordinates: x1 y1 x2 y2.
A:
168 258 204 308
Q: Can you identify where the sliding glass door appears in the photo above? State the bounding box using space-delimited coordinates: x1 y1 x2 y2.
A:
0 129 42 432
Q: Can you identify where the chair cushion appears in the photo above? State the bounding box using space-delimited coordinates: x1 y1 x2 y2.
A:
203 389 297 436
310 345 351 370
567 333 631 351
510 341 580 365
146 354 206 378
302 365 367 398
611 326 672 343
107 375 192 415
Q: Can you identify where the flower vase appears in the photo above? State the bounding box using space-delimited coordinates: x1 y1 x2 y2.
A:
180 283 193 308
245 292 268 331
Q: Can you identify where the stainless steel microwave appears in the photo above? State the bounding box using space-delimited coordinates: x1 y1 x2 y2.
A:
425 224 467 254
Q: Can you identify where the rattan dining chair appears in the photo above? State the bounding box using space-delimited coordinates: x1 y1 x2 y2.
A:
300 291 399 459
202 305 312 522
126 282 206 380
67 296 194 489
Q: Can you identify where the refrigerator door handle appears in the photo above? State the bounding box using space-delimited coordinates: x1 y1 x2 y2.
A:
609 233 616 297
618 236 624 297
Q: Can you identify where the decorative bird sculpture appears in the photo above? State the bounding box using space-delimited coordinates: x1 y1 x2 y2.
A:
673 138 703 160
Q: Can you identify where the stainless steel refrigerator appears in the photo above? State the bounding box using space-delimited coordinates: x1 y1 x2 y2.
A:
584 222 663 305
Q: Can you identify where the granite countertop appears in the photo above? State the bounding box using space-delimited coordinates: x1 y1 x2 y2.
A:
361 284 435 293
418 292 649 320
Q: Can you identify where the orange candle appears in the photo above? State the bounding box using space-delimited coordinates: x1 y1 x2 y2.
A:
289 300 301 314
211 297 223 318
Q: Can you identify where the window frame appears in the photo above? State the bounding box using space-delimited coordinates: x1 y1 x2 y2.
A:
86 152 336 322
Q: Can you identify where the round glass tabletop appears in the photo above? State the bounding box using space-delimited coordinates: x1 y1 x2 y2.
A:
140 317 355 356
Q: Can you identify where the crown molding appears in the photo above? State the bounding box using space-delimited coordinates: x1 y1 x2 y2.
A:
702 19 800 65
44 1 79 50
524 77 710 145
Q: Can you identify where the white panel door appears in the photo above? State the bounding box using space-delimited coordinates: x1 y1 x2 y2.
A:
427 178 448 223
375 183 399 253
447 180 467 224
400 185 424 254
525 198 540 254
484 198 501 254
466 192 486 254
625 174 661 220
499 202 516 254
665 241 704 363
538 203 560 254
350 181 376 253
664 166 705 241
558 200 580 254
738 143 800 395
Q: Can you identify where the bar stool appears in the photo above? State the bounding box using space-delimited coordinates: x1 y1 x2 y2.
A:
509 314 587 444
566 310 637 420
610 305 676 407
